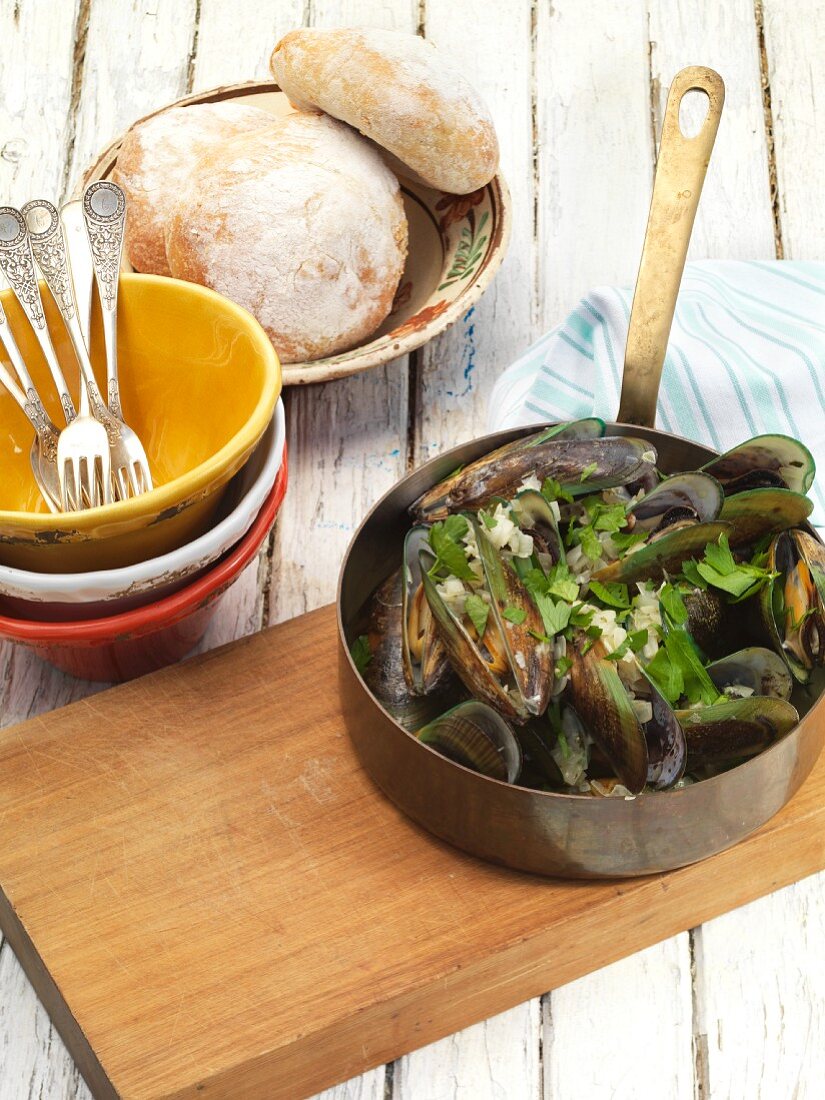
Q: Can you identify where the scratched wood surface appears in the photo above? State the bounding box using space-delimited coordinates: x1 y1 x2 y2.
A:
0 1 823 1097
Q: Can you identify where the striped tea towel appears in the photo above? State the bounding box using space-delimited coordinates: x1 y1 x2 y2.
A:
488 260 825 525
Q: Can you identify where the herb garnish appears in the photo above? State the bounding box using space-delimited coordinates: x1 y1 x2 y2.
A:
464 593 489 637
426 515 475 581
350 635 372 675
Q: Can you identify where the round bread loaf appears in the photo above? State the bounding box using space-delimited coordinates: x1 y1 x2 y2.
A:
270 28 499 194
165 111 408 364
113 102 276 276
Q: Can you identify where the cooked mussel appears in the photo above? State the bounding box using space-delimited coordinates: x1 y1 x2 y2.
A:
411 432 655 521
593 522 731 585
511 488 564 563
418 701 522 782
361 570 447 730
637 671 687 789
720 487 813 548
627 471 724 533
567 633 648 794
701 434 815 496
677 696 799 767
402 526 451 695
419 520 553 721
761 528 825 682
706 647 793 701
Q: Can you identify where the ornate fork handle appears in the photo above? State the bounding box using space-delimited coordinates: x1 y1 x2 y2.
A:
83 181 126 418
0 206 76 423
24 199 125 447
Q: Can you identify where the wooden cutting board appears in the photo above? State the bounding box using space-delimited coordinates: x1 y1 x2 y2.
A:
1 604 824 1100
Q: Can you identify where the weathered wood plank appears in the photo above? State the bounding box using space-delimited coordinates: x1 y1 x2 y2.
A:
413 0 536 461
648 0 775 260
396 1002 541 1100
762 0 825 258
694 874 825 1100
67 0 199 192
544 937 694 1100
0 939 90 1100
535 0 653 332
0 0 81 205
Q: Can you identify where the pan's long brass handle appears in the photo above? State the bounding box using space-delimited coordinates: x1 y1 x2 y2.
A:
617 66 724 428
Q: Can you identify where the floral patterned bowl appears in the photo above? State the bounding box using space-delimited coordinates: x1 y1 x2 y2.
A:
83 81 512 386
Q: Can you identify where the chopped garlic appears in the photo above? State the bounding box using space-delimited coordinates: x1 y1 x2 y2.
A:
641 449 656 464
631 698 653 725
436 576 468 616
520 473 542 492
480 503 534 558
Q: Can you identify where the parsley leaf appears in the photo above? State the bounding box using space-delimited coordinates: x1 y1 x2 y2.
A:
659 583 689 625
569 603 596 628
545 562 580 602
611 529 648 553
555 655 573 678
580 462 598 482
464 593 489 637
427 516 475 581
350 635 372 675
502 605 527 625
588 579 631 609
578 525 603 562
704 533 737 576
645 645 683 704
479 509 497 530
533 594 571 636
680 558 707 589
541 477 573 505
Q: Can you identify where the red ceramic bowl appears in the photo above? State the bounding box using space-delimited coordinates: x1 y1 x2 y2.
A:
0 449 288 683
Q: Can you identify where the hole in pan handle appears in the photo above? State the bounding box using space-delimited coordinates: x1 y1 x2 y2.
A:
617 66 725 430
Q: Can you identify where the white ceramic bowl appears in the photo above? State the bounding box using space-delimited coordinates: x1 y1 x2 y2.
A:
0 401 285 621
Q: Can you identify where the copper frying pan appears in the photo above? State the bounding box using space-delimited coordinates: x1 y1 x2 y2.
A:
337 68 825 878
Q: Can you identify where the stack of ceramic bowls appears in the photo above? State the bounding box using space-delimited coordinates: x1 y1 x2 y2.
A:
0 274 285 682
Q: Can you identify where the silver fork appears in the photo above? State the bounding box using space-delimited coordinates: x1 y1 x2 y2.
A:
0 205 111 511
0 299 61 510
83 181 153 499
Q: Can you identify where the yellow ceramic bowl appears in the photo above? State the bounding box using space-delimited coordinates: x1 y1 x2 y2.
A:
0 274 281 572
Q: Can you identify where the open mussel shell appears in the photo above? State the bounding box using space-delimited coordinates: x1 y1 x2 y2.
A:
361 569 448 731
473 515 554 717
701 434 815 496
637 670 687 789
760 527 825 682
418 701 522 783
627 471 724 532
411 431 653 521
511 488 564 563
677 696 799 767
706 647 793 701
567 634 648 794
593 521 731 585
401 526 451 695
419 551 524 720
720 487 813 548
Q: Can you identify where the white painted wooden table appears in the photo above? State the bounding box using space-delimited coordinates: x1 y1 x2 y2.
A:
1 1 824 1097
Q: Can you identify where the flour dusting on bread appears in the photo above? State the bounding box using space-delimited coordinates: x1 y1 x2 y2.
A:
165 112 407 363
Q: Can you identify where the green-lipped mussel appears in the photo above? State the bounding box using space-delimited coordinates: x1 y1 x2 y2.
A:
354 424 821 797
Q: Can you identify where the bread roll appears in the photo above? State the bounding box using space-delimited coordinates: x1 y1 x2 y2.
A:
165 111 408 364
270 28 499 194
113 102 276 276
